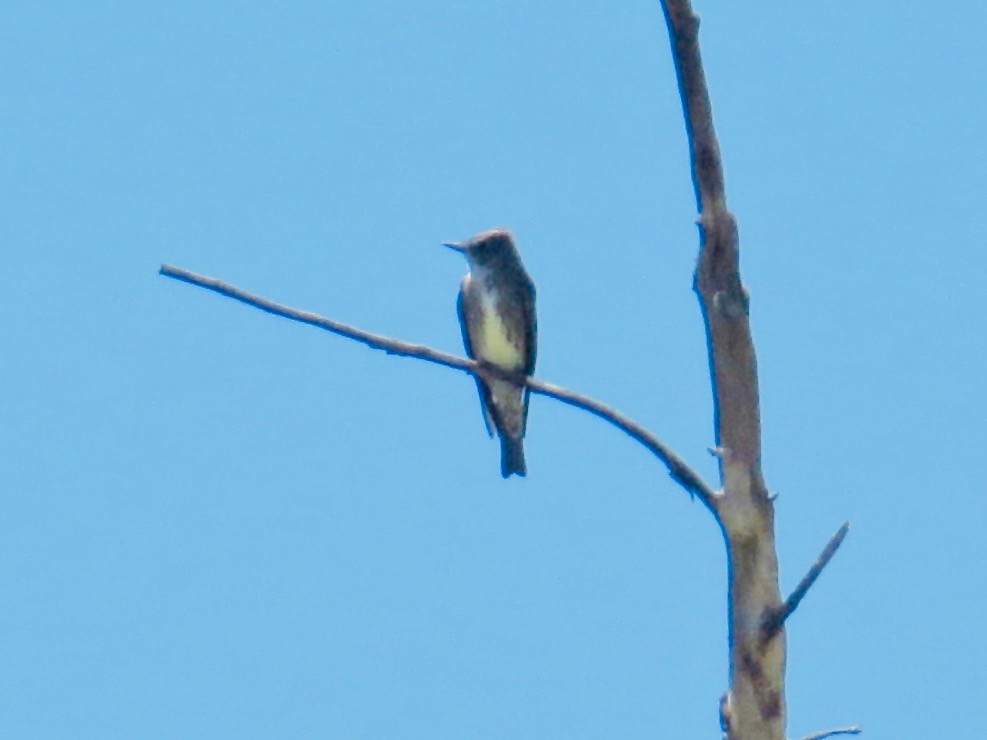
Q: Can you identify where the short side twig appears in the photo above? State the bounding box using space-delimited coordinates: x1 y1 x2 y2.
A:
159 264 719 510
798 725 862 740
763 522 851 641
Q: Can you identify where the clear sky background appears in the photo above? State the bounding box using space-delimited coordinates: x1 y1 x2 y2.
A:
2 2 984 738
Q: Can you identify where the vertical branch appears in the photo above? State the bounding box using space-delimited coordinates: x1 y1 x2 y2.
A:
660 2 785 739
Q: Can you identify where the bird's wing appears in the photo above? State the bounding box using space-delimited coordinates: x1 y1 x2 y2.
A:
522 278 537 376
520 279 536 433
457 276 494 438
495 276 537 435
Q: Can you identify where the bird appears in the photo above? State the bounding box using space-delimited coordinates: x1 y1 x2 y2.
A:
444 228 537 478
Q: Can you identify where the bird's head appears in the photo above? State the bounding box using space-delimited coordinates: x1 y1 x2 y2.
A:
443 227 516 269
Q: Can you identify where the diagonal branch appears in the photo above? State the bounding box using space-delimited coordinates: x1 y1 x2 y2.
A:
798 725 862 740
763 522 851 641
159 264 720 510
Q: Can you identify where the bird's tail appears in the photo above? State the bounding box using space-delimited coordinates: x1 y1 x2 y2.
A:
500 436 526 478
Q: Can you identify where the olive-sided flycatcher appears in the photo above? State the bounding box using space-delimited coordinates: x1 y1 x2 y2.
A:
444 228 537 478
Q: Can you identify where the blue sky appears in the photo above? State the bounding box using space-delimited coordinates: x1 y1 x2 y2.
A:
2 1 984 737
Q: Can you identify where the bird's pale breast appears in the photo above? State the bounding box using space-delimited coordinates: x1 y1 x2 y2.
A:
475 290 523 370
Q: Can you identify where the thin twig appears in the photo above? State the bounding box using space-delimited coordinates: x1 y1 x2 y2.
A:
531 376 718 511
763 522 851 641
159 264 719 509
161 264 477 371
798 725 862 740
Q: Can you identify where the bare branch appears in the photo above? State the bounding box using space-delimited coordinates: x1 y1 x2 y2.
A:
662 0 763 488
662 0 784 736
799 725 862 740
763 522 851 641
159 264 719 509
160 264 475 373
530 377 720 510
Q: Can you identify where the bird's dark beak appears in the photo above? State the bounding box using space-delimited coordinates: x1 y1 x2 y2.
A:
442 241 467 253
